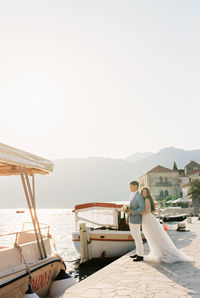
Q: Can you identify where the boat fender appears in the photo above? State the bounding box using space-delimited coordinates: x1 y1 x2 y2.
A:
164 224 168 231
49 269 76 298
23 283 40 298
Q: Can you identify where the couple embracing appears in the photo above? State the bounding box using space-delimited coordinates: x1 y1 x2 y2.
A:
128 180 193 263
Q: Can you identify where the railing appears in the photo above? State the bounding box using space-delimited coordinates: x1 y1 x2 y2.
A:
155 182 172 186
0 222 50 248
22 222 50 234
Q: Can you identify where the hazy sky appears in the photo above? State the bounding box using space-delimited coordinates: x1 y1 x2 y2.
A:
0 0 200 159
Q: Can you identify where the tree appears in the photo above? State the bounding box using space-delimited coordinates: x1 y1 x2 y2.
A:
187 179 200 200
173 161 178 171
187 178 200 216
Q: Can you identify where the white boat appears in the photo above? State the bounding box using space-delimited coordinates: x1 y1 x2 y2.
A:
0 143 75 297
72 202 145 263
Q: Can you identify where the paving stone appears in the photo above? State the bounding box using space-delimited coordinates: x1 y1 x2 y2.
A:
79 288 102 297
63 218 200 298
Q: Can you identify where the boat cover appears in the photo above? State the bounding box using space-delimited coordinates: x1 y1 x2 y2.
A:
0 143 53 175
74 202 124 211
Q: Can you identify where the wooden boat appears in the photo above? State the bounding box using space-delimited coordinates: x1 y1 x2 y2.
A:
0 143 75 297
16 207 25 213
72 202 145 263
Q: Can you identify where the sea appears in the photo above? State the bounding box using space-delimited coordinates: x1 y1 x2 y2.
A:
0 209 119 282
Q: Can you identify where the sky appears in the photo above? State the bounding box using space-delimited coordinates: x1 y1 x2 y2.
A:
0 0 200 159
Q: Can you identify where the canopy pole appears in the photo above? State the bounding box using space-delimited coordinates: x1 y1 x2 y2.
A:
19 167 43 259
24 169 47 258
32 174 35 209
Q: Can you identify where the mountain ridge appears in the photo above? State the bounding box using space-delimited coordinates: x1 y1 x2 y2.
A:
1 147 200 208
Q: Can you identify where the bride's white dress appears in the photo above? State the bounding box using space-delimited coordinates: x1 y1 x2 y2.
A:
142 209 193 263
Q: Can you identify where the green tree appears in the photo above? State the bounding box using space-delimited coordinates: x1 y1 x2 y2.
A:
187 179 200 200
173 161 178 171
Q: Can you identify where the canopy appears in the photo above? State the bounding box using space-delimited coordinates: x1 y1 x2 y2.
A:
74 202 124 212
171 198 189 204
166 199 177 204
0 143 53 175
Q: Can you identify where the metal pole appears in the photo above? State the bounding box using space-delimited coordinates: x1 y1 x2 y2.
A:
24 170 47 258
19 167 43 259
32 174 35 209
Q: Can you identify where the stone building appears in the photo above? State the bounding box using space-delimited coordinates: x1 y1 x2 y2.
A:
179 173 190 188
139 165 181 201
184 161 200 176
188 169 200 180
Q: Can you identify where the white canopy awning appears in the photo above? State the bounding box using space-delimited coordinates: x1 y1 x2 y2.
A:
0 143 53 175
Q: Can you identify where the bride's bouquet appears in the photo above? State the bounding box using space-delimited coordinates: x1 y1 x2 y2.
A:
122 204 130 214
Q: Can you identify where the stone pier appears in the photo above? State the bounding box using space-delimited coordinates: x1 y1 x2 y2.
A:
64 218 200 297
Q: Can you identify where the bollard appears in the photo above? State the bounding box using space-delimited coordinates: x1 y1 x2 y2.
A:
79 223 89 263
177 222 186 231
187 217 192 224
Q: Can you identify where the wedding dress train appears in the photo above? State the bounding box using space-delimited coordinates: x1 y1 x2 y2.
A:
142 212 193 263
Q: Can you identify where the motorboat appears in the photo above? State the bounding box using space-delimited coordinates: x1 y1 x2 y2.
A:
161 214 187 222
0 143 75 297
72 202 145 263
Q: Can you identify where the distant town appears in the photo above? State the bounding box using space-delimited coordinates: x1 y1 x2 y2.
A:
139 160 200 215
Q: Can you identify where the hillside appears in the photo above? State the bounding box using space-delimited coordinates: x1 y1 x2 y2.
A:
1 147 200 208
125 152 153 163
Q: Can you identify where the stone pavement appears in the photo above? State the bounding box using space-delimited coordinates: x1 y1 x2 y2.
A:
63 219 200 297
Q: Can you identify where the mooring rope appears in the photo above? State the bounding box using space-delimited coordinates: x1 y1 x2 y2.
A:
14 243 32 282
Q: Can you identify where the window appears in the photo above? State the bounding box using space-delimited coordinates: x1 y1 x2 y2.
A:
165 190 168 197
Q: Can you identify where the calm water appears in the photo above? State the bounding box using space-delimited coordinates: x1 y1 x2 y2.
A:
0 209 117 281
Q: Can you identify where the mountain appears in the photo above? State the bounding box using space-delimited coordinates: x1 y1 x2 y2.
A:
125 152 154 163
130 147 200 173
0 157 136 208
1 147 200 208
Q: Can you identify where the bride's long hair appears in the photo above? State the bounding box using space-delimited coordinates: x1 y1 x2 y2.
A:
141 187 155 212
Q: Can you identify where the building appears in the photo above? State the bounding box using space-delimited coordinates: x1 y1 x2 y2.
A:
184 161 200 176
188 169 200 180
182 183 191 200
179 173 190 189
139 165 181 201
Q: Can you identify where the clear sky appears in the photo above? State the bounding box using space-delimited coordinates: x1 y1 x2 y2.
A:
0 0 199 159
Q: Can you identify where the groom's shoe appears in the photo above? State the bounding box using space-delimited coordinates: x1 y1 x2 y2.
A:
133 256 143 262
130 254 137 259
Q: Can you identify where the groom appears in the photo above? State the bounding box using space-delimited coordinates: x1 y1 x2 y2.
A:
128 180 145 262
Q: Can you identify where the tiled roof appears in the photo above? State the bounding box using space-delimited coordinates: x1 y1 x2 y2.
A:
146 165 177 174
184 160 200 169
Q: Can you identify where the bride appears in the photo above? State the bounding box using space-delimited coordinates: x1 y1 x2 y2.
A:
140 187 193 263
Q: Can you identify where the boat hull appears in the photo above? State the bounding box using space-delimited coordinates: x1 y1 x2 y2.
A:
72 230 145 260
162 215 187 222
0 257 64 298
